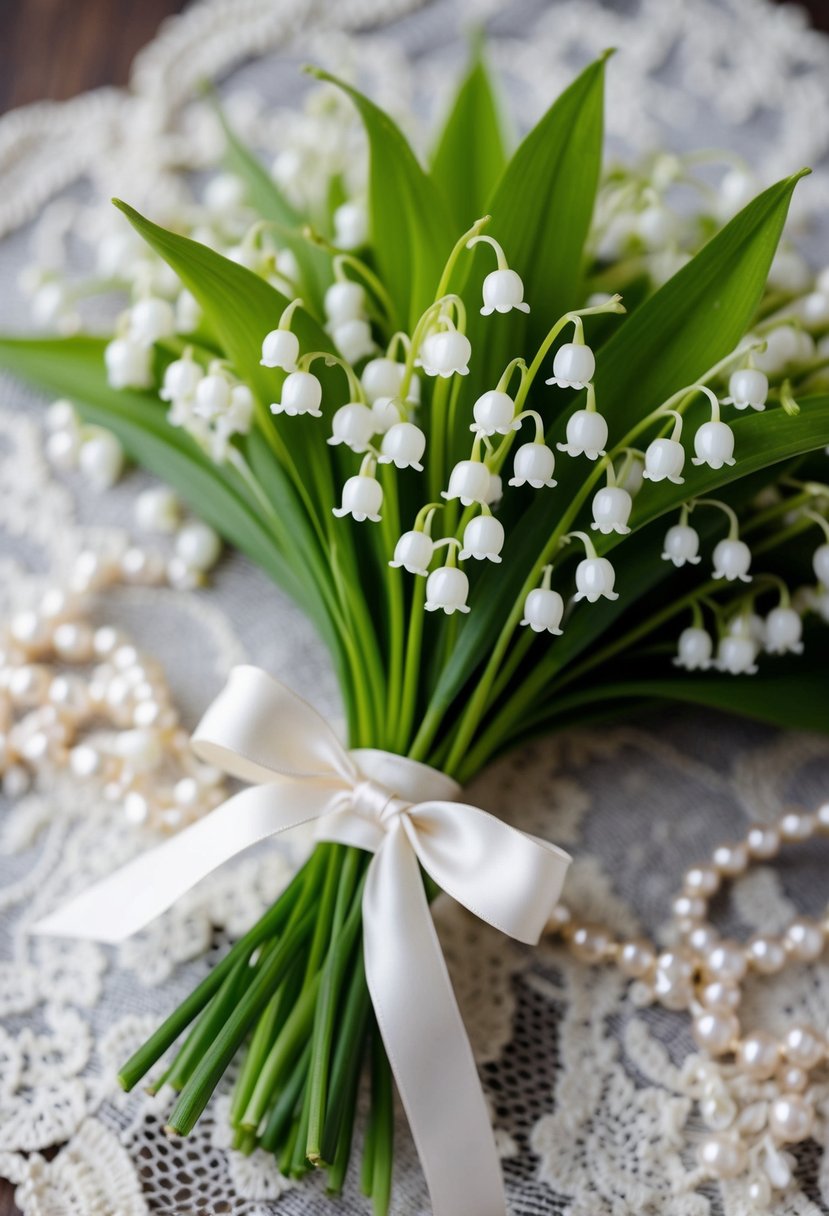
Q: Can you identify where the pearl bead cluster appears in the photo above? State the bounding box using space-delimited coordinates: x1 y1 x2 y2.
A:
547 804 829 1202
0 543 228 832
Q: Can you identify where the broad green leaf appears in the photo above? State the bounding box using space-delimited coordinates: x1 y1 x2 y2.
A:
430 48 509 231
423 173 811 729
311 68 454 330
214 105 330 315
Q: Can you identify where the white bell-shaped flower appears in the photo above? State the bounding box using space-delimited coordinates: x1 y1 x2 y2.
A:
332 319 374 365
574 556 619 603
334 201 367 250
325 281 367 325
674 626 713 671
693 420 735 470
712 538 752 582
129 297 175 346
460 514 504 563
557 409 608 460
333 473 383 522
104 337 153 390
362 358 409 404
371 396 403 435
442 460 491 506
416 328 472 378
546 343 595 389
379 422 426 471
227 385 254 433
480 269 530 316
812 543 829 587
521 587 564 635
764 606 803 655
728 611 766 647
425 565 470 614
328 403 375 452
484 472 503 506
509 443 557 489
260 328 300 372
271 371 323 418
591 487 632 535
643 437 685 485
752 325 801 375
176 289 201 333
724 368 768 412
389 530 433 576
620 456 645 496
717 634 758 675
471 390 517 436
662 523 701 567
160 354 201 403
195 373 233 419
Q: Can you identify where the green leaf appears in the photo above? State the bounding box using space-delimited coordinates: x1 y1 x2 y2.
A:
310 68 455 330
214 104 330 315
430 47 508 231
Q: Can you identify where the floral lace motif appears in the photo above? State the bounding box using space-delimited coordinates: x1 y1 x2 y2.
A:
2 0 829 1212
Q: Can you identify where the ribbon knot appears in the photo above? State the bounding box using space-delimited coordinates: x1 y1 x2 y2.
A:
32 666 571 1216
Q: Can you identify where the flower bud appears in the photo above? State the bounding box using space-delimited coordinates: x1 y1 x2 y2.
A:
160 354 201 403
674 627 713 671
104 337 153 390
334 201 367 250
271 371 323 418
574 557 619 603
480 268 530 316
520 588 564 634
812 543 829 588
389 530 433 575
324 281 367 324
460 515 504 563
725 368 768 412
717 635 758 675
442 460 490 506
425 566 470 614
417 329 471 378
195 373 233 419
643 437 685 484
712 538 752 583
129 297 175 346
662 523 701 567
591 487 632 535
328 402 375 452
546 343 595 389
379 422 426 471
362 358 411 403
692 421 735 470
764 607 803 655
509 443 557 489
557 409 608 460
333 474 383 522
260 327 300 372
332 318 374 364
471 390 517 436
371 396 403 434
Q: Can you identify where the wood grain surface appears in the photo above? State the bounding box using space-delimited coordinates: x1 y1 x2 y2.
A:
0 0 825 1212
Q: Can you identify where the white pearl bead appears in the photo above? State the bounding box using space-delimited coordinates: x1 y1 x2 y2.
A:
121 547 166 585
736 1031 779 1079
693 1011 739 1055
683 865 720 897
816 802 829 832
784 917 824 962
45 429 80 470
782 1024 824 1069
53 622 94 662
175 521 222 572
69 744 103 778
712 842 748 876
568 923 613 963
10 610 51 654
700 980 741 1013
9 665 50 706
78 429 124 490
779 1065 808 1093
700 1090 738 1131
671 892 707 922
687 924 720 953
92 626 123 657
769 1094 814 1143
779 810 816 842
618 939 655 978
746 934 786 974
747 1176 772 1208
173 777 201 807
546 904 572 933
124 791 149 825
697 1133 747 1178
746 824 780 859
704 941 747 984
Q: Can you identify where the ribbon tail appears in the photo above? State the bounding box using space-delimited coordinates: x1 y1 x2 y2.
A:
31 782 334 942
363 822 508 1216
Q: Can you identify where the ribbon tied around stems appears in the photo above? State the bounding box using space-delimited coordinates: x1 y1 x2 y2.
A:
33 665 571 1216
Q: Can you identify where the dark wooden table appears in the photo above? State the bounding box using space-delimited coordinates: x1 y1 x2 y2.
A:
0 0 826 1212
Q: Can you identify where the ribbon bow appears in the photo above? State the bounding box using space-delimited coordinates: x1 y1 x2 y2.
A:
34 666 571 1216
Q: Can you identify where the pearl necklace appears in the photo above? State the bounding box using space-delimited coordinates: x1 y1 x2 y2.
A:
546 809 829 1204
0 542 228 829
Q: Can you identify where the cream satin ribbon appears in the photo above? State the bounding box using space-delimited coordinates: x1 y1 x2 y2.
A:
33 665 571 1216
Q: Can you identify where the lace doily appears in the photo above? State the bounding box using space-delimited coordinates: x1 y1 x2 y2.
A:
2 1 829 1213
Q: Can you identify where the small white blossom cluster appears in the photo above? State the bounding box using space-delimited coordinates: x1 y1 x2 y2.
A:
43 398 125 491
160 351 255 464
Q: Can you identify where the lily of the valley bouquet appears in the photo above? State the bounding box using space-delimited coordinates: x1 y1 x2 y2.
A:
5 47 829 1216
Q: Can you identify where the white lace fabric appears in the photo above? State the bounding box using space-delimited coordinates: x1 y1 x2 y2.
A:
1 0 829 1212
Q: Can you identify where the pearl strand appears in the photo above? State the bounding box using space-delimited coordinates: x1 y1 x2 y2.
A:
546 806 829 1200
1 543 227 832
